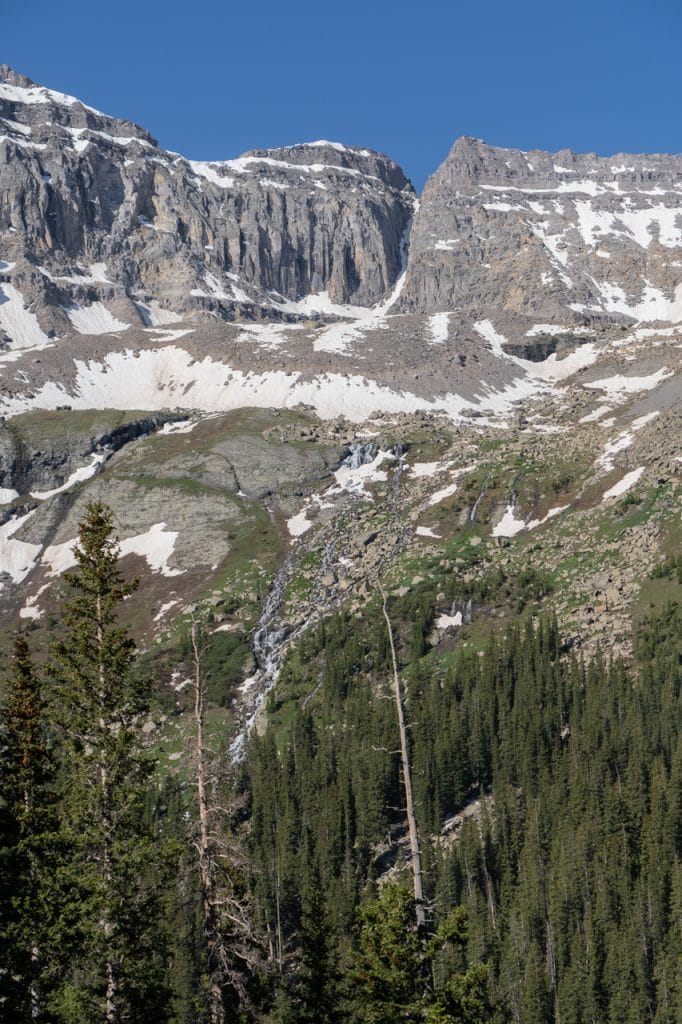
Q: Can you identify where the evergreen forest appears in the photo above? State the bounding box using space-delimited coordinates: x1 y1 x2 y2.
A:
1 502 680 1023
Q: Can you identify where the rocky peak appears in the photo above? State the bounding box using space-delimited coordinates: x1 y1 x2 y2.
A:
399 136 682 323
0 63 154 143
0 65 34 88
0 68 415 327
432 135 682 192
244 141 412 190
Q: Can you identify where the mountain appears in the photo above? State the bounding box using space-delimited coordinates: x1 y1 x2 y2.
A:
1 62 681 1024
399 135 682 324
0 64 414 327
0 64 680 739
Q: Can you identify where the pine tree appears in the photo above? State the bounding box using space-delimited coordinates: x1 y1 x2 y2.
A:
47 502 170 1024
353 885 491 1024
0 634 57 1022
294 876 344 1024
353 885 425 1024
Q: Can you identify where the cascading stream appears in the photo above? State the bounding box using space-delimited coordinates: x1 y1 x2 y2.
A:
229 441 383 759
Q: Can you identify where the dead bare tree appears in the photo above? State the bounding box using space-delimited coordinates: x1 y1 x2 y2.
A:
190 620 265 1023
379 586 426 929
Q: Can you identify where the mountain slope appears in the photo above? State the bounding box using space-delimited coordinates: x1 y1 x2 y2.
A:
0 66 680 735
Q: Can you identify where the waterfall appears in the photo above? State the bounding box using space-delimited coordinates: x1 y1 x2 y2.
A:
345 441 378 470
229 553 296 760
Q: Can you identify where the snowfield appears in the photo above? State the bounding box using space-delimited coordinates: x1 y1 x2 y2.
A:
0 344 583 425
63 302 131 335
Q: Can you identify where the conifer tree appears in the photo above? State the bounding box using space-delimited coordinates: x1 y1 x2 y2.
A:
48 502 170 1024
0 634 57 1022
294 876 344 1024
353 885 491 1024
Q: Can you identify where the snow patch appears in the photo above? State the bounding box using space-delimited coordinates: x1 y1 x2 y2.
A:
584 368 671 400
525 505 569 531
416 525 441 538
270 290 369 319
596 412 658 471
576 280 682 322
0 283 52 351
135 302 183 327
474 319 598 381
492 504 526 538
603 467 645 500
410 461 447 478
0 511 41 586
143 327 194 344
286 509 313 537
154 600 180 622
579 404 613 423
119 523 183 577
493 502 568 537
64 302 130 335
188 161 235 189
429 312 450 345
30 452 106 499
428 464 478 506
19 585 49 621
236 323 304 351
159 418 200 435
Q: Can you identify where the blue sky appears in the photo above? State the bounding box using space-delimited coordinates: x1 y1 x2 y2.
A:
5 0 682 190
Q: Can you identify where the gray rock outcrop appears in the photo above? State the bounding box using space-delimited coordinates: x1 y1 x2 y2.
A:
0 65 415 334
398 136 682 325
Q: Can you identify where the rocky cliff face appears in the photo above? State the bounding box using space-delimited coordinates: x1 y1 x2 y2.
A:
0 65 415 339
398 136 682 326
0 69 680 739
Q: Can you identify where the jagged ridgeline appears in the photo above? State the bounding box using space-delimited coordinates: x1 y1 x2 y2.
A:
0 61 682 1024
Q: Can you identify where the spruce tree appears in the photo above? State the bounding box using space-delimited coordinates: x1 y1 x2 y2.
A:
353 885 491 1024
47 502 170 1024
188 620 264 1023
0 634 57 1022
294 876 344 1024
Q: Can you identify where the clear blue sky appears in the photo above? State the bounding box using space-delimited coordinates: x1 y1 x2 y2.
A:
5 0 682 190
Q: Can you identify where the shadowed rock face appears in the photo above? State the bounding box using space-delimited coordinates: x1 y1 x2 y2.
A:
398 136 682 325
0 65 415 329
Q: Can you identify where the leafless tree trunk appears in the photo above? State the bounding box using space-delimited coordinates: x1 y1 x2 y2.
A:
380 587 426 929
192 621 227 1024
24 785 41 1020
190 620 264 1023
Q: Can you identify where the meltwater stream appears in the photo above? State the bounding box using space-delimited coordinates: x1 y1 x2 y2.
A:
229 441 383 760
